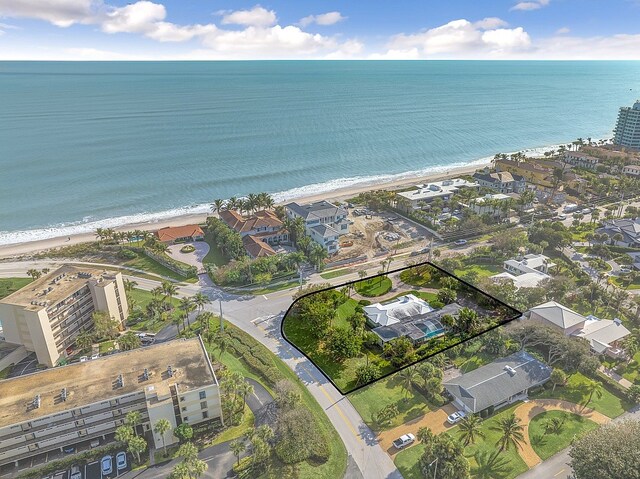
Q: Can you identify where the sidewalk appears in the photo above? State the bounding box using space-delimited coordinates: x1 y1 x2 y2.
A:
599 365 633 389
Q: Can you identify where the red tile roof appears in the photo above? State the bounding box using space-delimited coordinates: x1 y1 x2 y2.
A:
219 209 283 234
242 235 276 258
157 224 204 242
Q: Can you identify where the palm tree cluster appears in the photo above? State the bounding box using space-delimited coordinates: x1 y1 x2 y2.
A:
95 228 153 245
218 369 254 426
211 192 275 217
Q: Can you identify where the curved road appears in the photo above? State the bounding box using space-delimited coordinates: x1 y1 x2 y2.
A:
0 260 401 479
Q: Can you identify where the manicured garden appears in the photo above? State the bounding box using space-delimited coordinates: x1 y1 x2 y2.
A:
530 372 632 418
528 411 598 461
123 254 192 282
453 264 503 280
354 276 392 297
0 277 32 300
126 288 183 333
394 404 529 479
202 233 228 267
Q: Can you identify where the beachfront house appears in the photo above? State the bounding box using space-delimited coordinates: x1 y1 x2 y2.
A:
363 294 457 345
219 209 289 258
472 170 526 194
527 301 631 358
157 224 205 244
490 253 555 289
495 159 553 186
597 218 640 248
285 200 349 253
443 351 552 415
563 152 600 170
395 178 478 211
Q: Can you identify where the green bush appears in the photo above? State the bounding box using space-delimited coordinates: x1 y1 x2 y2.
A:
180 244 196 253
358 299 371 306
117 248 138 259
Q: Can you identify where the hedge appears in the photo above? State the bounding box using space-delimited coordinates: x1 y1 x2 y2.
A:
226 327 284 386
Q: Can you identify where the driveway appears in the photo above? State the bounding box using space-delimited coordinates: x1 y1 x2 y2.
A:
513 399 610 468
376 403 457 457
167 241 209 272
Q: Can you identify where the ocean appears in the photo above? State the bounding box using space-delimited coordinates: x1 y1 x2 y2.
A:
1 60 639 245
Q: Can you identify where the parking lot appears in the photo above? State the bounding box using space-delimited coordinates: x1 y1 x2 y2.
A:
84 452 131 479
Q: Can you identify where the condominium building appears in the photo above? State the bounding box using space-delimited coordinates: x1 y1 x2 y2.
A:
0 266 129 367
614 100 640 150
0 337 223 467
563 152 600 170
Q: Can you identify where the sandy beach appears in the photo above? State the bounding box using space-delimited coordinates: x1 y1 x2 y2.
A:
0 161 488 259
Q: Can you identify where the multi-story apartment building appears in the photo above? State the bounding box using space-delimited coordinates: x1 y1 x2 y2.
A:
614 100 640 150
285 200 349 253
0 337 222 468
0 266 129 367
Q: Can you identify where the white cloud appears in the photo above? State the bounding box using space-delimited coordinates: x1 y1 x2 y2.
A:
556 27 570 34
0 0 98 27
299 11 346 27
101 1 165 34
368 48 420 60
387 18 531 58
221 6 276 27
511 0 550 11
533 33 640 59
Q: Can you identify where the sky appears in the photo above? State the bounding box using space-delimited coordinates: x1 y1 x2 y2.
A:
1 0 640 60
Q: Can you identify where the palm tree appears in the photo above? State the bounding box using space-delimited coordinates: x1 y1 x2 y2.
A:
179 297 196 331
192 292 210 313
458 414 485 446
491 413 525 452
238 381 254 411
154 418 171 455
161 281 178 304
75 331 94 351
582 380 603 411
416 426 434 444
229 438 245 466
211 198 225 215
126 411 142 437
398 366 419 399
472 450 511 479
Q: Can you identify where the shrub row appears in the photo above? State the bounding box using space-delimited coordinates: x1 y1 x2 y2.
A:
225 328 284 386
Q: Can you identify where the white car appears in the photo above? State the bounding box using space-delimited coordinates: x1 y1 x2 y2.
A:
116 451 127 470
101 455 113 475
90 353 100 360
447 410 467 425
69 465 81 479
392 433 416 449
79 356 88 362
581 208 591 214
556 214 567 220
453 239 467 246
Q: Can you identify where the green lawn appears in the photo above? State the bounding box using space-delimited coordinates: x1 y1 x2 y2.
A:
0 277 32 299
209 405 255 446
394 404 529 479
123 255 190 282
620 352 640 383
530 372 632 418
355 276 392 297
612 276 640 290
454 264 502 279
320 268 352 280
528 411 599 461
230 278 299 295
98 340 117 354
202 233 227 267
570 224 598 242
126 288 183 333
348 376 431 432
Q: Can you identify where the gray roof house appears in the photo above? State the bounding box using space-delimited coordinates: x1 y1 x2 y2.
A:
597 218 640 248
285 200 349 253
371 303 462 344
443 351 552 414
472 170 527 194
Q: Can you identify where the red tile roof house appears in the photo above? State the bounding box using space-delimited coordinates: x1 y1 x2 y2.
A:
156 224 205 244
219 210 289 257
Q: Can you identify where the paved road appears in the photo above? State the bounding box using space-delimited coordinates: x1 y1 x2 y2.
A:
0 260 401 479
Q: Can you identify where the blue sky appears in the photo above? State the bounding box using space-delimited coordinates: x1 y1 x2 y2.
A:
1 0 640 60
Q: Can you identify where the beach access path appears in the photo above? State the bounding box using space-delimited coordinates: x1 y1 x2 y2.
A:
0 259 401 479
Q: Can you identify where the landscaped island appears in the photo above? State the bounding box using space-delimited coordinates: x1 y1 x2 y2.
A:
282 261 520 393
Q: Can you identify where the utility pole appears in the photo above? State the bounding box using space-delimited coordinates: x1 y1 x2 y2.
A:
429 458 438 479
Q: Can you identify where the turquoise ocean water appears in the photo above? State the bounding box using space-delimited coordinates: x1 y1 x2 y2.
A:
1 61 639 244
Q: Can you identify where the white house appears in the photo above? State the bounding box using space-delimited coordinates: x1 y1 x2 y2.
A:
490 253 555 289
396 178 478 210
285 200 349 253
468 193 513 218
622 164 640 177
363 294 433 327
564 152 599 170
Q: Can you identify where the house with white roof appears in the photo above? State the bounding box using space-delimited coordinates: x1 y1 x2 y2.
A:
467 193 513 218
573 316 631 359
527 301 632 358
490 253 555 289
396 178 478 210
285 200 349 253
363 294 433 327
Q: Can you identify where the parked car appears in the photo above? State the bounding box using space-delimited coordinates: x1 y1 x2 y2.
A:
116 451 127 470
90 353 100 360
90 439 100 449
79 356 88 362
620 266 632 274
453 239 467 246
392 433 416 449
69 465 82 479
581 208 591 214
101 455 113 475
554 214 567 220
447 410 467 425
62 445 76 454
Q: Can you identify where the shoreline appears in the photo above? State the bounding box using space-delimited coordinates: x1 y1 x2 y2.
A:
0 161 487 259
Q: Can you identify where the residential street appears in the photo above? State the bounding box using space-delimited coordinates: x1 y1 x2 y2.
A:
0 260 401 479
